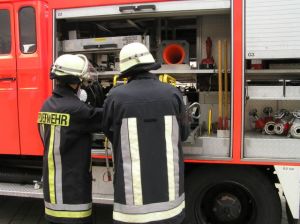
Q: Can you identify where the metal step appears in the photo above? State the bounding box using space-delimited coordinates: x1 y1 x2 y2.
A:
0 182 113 204
0 182 43 198
93 193 114 204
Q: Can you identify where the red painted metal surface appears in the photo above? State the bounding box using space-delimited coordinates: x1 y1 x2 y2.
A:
48 0 171 9
231 0 243 163
0 3 20 155
14 1 50 155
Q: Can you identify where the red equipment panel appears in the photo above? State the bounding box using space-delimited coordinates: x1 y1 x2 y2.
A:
0 3 20 155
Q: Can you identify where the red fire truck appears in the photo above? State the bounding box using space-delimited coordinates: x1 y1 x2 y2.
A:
0 0 300 223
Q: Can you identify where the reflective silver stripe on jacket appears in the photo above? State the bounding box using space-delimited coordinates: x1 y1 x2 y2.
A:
45 201 92 211
172 116 180 199
120 118 134 205
164 115 180 201
121 118 143 205
128 118 143 205
54 126 63 204
114 193 185 214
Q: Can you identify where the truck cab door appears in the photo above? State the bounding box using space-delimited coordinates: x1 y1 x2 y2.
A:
14 1 49 155
0 3 20 155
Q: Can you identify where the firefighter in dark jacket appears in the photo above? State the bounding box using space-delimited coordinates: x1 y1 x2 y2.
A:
102 43 190 224
37 54 102 224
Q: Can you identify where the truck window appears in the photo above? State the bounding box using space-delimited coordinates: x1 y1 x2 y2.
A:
19 7 36 54
0 9 11 54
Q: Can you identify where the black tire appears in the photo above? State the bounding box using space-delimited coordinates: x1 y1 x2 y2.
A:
185 165 282 224
286 202 298 224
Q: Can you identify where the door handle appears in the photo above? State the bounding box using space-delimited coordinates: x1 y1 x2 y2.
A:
119 4 156 13
0 77 16 82
135 5 156 11
119 6 136 13
83 44 118 50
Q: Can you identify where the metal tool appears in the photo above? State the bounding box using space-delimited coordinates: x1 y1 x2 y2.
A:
289 110 300 138
263 107 273 119
262 107 275 135
249 107 275 134
264 121 276 135
187 102 201 119
274 109 293 135
249 109 265 131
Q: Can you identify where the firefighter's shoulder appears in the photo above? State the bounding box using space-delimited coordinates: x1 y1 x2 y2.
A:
158 80 182 95
106 84 127 97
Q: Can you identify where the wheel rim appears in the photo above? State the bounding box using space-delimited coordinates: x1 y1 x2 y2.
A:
194 182 257 224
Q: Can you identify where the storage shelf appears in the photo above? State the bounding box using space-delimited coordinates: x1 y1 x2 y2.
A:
151 69 217 74
183 134 230 158
97 69 216 76
246 85 300 100
247 97 300 101
96 69 230 80
246 69 300 74
245 69 300 80
244 131 300 160
62 49 120 54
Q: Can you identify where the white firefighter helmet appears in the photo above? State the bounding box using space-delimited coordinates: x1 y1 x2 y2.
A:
119 42 155 74
51 54 94 83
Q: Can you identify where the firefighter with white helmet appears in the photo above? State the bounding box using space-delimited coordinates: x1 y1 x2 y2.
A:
37 54 102 224
102 42 190 224
119 42 157 74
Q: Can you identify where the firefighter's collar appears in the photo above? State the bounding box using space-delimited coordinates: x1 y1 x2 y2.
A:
53 85 78 98
129 72 157 81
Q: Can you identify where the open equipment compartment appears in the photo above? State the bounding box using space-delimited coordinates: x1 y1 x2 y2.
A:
54 0 232 160
243 0 300 161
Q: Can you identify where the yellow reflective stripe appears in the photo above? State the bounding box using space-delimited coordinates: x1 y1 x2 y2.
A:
128 118 143 206
48 125 56 204
164 116 175 201
38 112 70 126
113 200 185 223
45 208 92 218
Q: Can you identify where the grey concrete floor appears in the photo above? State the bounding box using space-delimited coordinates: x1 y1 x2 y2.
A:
0 195 294 224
